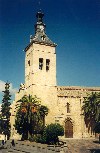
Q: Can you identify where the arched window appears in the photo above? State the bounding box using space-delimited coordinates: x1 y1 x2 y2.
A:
66 103 70 113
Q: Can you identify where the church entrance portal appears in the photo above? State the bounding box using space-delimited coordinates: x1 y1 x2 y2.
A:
65 119 73 138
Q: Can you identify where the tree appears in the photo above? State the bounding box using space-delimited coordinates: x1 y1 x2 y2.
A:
82 92 100 134
94 122 100 134
1 82 11 140
40 123 64 144
39 105 49 126
82 92 100 122
15 95 49 140
94 122 100 143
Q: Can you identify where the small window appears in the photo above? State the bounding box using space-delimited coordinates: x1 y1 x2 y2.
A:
28 60 30 66
39 58 43 70
67 103 70 113
41 35 45 41
46 59 50 71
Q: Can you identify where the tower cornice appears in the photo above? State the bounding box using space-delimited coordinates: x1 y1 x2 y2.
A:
25 40 57 52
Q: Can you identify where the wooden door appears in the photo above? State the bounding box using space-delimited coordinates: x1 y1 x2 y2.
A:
65 120 73 138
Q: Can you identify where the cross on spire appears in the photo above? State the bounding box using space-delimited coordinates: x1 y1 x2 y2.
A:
38 1 41 10
38 1 41 6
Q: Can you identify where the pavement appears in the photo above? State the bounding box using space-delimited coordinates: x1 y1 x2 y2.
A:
0 139 99 153
63 139 100 153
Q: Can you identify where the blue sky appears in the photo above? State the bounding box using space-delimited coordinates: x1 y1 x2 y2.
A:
0 0 100 102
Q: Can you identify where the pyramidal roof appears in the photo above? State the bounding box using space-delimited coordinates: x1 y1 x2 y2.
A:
25 11 57 51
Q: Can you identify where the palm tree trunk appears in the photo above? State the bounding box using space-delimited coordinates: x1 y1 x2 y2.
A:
43 116 45 127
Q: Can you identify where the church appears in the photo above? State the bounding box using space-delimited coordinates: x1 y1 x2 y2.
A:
10 11 100 139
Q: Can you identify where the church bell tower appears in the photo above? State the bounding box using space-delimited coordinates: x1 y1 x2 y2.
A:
25 11 57 91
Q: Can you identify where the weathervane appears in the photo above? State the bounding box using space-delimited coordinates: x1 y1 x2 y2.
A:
38 1 41 10
38 1 40 6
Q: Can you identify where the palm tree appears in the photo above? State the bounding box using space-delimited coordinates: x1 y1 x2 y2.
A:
82 92 100 122
94 122 100 143
39 105 49 126
82 92 100 133
15 95 49 140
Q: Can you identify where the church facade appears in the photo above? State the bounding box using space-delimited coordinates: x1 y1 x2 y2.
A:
10 11 100 139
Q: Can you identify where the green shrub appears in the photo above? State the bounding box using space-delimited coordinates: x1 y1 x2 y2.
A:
29 134 39 142
42 123 64 144
29 123 64 144
29 134 46 143
37 133 47 144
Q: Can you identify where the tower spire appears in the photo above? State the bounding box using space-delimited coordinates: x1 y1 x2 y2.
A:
25 11 56 51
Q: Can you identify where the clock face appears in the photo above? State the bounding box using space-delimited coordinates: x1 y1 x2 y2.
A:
40 25 44 31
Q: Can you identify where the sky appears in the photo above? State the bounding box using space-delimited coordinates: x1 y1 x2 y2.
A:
0 0 100 103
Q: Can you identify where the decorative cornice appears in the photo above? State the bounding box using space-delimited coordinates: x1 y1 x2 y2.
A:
25 40 57 52
57 86 100 98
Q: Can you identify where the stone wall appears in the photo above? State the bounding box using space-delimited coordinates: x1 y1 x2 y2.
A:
56 86 100 138
25 43 56 88
11 85 100 139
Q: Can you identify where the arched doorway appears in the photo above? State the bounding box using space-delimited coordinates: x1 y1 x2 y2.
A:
65 119 73 138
